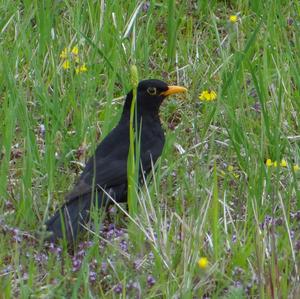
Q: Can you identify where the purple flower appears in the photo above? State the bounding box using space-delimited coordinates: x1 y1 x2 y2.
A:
142 2 150 12
34 253 48 263
119 239 128 252
114 283 123 294
101 261 108 273
49 243 62 255
76 249 86 258
78 241 93 250
231 234 237 243
108 223 115 231
115 228 125 237
133 258 143 270
233 280 243 288
148 251 154 260
72 259 82 272
147 275 156 287
39 124 46 137
89 271 97 283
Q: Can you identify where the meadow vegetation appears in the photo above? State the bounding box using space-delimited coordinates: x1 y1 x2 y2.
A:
0 1 299 298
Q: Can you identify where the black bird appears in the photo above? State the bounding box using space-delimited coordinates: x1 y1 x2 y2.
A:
45 79 187 243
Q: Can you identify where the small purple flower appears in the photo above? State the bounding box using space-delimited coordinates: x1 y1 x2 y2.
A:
76 249 86 258
89 271 97 283
72 259 82 272
260 215 273 230
115 228 124 237
133 258 143 270
233 280 242 288
39 124 46 137
49 243 62 255
265 215 272 225
148 251 154 260
34 253 48 263
107 229 114 239
119 239 128 252
114 283 123 294
142 2 150 12
108 206 116 215
290 230 295 240
78 241 93 250
108 223 115 231
101 261 108 273
231 234 237 243
232 266 244 276
147 275 156 287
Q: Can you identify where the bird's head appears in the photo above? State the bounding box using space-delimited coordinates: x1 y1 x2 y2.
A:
124 79 187 115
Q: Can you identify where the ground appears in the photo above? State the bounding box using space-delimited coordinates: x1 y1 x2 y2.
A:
0 1 299 298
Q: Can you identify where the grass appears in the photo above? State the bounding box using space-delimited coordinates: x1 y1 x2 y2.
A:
0 0 299 298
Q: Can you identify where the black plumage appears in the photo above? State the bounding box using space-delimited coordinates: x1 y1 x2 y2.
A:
45 79 187 243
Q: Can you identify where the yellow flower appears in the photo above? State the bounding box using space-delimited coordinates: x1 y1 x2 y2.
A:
71 45 79 56
75 64 88 74
233 173 239 179
198 257 208 269
60 48 68 59
229 15 238 23
62 60 70 69
227 165 234 172
199 90 217 101
293 164 299 172
266 159 273 167
273 161 278 167
280 159 287 167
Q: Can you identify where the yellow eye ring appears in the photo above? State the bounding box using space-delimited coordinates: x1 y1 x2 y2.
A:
147 87 157 95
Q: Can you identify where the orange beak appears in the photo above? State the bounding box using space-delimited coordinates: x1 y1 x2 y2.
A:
160 85 187 97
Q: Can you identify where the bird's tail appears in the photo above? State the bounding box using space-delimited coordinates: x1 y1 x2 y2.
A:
45 192 95 243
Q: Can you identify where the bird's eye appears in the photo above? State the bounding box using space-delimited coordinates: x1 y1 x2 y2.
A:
147 87 157 95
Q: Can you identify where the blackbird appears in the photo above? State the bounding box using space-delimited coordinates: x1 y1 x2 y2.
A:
46 79 187 243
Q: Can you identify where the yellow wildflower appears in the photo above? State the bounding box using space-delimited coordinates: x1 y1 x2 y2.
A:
280 159 287 167
60 48 68 59
71 45 79 56
273 161 278 167
227 165 234 172
198 257 208 269
293 164 299 172
62 60 70 69
199 90 217 102
75 64 88 74
266 159 273 167
233 173 239 179
229 15 238 23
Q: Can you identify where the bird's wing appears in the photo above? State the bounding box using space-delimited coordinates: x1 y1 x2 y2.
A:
65 135 164 202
